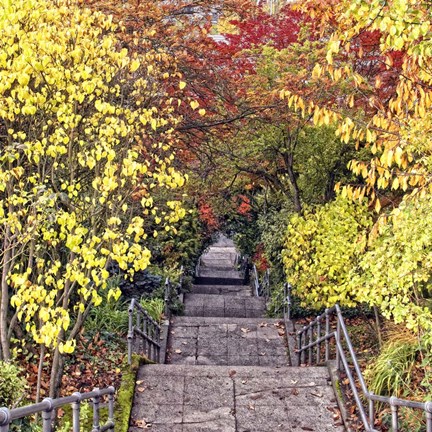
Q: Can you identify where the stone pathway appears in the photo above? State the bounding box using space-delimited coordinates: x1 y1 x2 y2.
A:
129 235 344 431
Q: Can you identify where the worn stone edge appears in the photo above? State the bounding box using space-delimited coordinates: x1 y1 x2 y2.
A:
326 360 353 432
115 354 142 432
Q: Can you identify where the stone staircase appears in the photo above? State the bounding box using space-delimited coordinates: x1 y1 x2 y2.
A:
129 236 344 431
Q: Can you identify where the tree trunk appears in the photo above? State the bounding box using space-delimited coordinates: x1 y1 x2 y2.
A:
286 155 302 214
49 346 65 399
0 227 12 361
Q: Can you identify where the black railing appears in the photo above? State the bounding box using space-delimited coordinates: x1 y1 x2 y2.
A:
252 264 270 301
0 387 115 432
239 255 250 284
164 266 184 319
297 304 432 432
283 282 292 321
128 298 161 364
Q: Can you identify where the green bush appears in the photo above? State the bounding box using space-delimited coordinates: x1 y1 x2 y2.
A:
86 297 129 335
140 298 165 323
0 361 27 408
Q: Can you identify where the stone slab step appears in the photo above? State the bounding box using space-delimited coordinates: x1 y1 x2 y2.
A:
167 317 288 367
183 293 265 318
194 276 245 286
197 269 241 279
129 364 344 432
190 284 252 296
200 255 237 267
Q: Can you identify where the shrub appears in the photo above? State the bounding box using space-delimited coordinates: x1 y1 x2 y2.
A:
0 361 27 408
139 298 165 323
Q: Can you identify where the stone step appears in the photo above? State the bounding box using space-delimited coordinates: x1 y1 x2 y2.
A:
199 263 237 271
190 284 252 296
200 255 238 268
183 293 265 318
194 276 245 286
167 317 289 367
129 364 344 432
197 269 241 279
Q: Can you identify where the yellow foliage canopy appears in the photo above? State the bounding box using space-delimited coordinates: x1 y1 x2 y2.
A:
0 0 186 355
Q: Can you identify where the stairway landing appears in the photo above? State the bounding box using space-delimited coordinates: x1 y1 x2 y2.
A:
129 234 344 431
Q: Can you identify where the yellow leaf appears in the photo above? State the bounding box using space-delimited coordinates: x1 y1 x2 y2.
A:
179 81 186 90
130 59 140 72
374 199 381 213
190 100 199 110
199 108 206 116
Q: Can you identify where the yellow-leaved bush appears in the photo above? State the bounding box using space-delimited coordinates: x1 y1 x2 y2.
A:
282 196 372 309
350 195 432 336
0 0 186 358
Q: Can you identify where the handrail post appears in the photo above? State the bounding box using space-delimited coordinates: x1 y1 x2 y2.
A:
286 283 292 321
108 388 115 431
308 325 313 365
297 331 302 366
325 308 330 361
41 398 54 432
368 392 374 431
92 388 101 432
301 326 307 365
390 396 399 432
425 401 432 432
127 306 134 365
143 318 148 359
253 265 260 297
164 277 170 318
72 392 81 432
0 408 11 432
336 317 341 371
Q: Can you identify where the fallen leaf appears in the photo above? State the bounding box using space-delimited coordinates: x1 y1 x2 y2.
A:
136 380 144 385
251 394 263 400
291 388 299 396
241 328 250 333
259 322 268 327
229 370 237 378
174 349 182 354
135 419 152 429
137 387 146 393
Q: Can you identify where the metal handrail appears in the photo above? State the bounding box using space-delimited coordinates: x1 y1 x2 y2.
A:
195 257 201 277
253 264 261 297
0 386 115 432
252 265 271 301
283 282 292 321
296 304 432 432
238 255 250 284
128 298 161 364
164 265 184 319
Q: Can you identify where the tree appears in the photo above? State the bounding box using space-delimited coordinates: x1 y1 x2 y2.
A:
0 0 186 396
279 0 432 345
